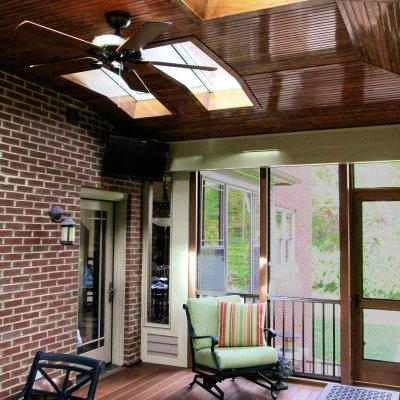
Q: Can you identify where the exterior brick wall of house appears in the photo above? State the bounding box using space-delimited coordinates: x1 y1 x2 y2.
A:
271 165 313 298
0 71 142 399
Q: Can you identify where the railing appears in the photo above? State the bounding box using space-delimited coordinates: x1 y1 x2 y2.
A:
269 296 341 381
196 291 341 381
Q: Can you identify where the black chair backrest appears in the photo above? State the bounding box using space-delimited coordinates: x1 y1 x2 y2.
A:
17 351 104 400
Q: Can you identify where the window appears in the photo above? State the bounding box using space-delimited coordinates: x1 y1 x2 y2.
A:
63 40 253 117
273 209 295 266
143 41 253 111
354 161 400 188
198 172 259 294
143 179 171 325
202 181 223 247
175 0 308 20
62 68 171 119
227 188 252 292
198 180 225 292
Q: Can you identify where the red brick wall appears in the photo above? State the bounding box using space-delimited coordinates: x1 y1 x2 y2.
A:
0 71 142 399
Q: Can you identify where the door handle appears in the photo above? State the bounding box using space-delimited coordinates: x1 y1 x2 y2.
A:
354 293 360 308
108 282 115 303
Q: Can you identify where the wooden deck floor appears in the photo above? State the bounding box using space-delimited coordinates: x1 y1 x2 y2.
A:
94 363 324 400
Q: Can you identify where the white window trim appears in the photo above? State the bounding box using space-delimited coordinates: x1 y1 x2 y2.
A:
272 207 296 271
198 172 259 294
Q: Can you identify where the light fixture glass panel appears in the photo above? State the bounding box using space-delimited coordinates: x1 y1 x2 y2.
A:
92 34 125 47
142 45 207 92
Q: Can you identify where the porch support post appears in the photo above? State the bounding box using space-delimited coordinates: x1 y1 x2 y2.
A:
260 167 271 303
339 163 354 385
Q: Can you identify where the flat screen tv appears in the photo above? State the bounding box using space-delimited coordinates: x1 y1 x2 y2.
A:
102 135 169 181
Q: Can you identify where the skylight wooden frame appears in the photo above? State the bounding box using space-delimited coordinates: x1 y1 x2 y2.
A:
172 0 310 20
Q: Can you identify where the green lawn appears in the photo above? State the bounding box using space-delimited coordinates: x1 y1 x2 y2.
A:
313 316 341 363
314 317 400 363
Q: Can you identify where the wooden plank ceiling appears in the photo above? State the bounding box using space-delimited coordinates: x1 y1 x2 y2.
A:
0 0 400 141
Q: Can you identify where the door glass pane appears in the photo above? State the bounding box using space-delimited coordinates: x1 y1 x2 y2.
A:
78 209 107 354
354 161 400 188
362 201 400 300
227 188 251 293
363 309 400 363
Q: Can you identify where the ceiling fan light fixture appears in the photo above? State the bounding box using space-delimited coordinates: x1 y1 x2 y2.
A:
92 34 125 47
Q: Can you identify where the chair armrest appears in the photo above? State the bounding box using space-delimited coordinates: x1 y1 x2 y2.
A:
190 335 221 370
190 335 219 346
264 328 277 346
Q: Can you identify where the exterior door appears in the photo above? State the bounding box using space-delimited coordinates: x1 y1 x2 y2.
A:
78 199 114 363
352 190 400 387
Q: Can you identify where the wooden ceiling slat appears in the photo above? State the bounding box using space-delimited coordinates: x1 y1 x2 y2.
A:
1 0 400 140
338 0 400 75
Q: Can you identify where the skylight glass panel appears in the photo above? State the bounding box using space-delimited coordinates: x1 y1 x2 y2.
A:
63 68 155 101
62 69 171 119
142 40 253 110
173 41 241 92
142 45 207 92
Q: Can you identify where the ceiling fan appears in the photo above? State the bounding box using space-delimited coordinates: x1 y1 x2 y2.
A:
15 11 216 94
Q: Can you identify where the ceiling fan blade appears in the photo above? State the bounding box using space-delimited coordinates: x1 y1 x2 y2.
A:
16 21 99 53
29 57 101 77
143 60 217 72
120 69 150 93
117 22 172 52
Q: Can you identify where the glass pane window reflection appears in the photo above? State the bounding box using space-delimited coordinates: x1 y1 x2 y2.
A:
78 210 107 354
146 178 171 325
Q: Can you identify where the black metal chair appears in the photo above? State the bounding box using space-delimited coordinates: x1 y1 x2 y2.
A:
183 298 289 400
11 351 104 400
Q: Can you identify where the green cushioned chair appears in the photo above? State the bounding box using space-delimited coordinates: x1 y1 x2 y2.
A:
183 296 289 400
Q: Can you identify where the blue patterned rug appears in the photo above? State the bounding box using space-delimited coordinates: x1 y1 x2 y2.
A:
318 384 399 400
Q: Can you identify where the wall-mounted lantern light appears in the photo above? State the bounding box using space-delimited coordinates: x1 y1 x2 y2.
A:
49 204 77 245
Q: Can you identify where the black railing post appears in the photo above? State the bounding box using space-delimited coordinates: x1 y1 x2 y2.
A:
322 303 326 376
312 301 315 375
302 302 305 373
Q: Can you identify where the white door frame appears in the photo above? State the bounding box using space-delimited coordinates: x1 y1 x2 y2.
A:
81 187 128 366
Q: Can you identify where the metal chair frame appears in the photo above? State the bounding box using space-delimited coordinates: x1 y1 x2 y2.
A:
183 304 288 400
11 351 104 400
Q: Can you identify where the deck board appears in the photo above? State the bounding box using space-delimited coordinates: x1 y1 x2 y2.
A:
93 363 324 399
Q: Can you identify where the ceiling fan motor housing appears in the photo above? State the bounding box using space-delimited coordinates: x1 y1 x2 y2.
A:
105 11 132 36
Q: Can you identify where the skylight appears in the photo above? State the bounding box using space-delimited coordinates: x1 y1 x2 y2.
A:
176 0 308 20
143 41 253 110
62 68 171 119
62 40 252 118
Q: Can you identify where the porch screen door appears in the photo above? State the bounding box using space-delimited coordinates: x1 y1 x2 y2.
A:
352 190 400 387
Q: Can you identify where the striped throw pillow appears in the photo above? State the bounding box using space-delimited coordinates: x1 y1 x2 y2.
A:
218 301 266 347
